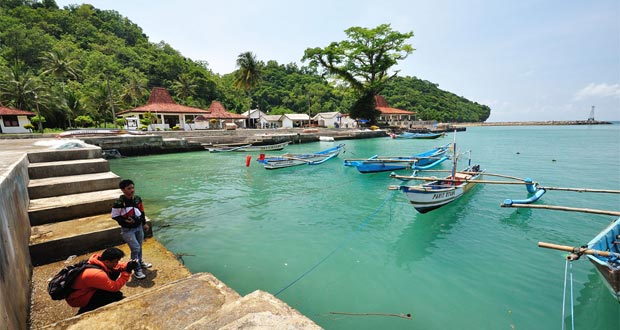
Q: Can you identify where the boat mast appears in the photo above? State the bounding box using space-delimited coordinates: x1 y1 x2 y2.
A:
451 130 457 185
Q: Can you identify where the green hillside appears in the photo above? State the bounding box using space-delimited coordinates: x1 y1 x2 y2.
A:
0 0 490 129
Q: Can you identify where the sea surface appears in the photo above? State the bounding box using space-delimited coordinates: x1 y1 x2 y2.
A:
110 125 620 330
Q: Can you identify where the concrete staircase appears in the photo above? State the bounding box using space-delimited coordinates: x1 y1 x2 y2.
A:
26 146 144 266
28 145 322 329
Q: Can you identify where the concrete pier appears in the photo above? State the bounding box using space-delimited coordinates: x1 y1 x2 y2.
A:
0 138 322 329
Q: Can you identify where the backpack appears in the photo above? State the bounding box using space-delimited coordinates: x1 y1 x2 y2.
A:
47 260 102 300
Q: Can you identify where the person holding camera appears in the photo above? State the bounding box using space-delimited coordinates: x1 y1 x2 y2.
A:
66 247 139 314
111 179 152 279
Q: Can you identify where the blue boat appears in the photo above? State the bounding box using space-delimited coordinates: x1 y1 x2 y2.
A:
392 132 444 139
343 143 451 173
257 144 345 170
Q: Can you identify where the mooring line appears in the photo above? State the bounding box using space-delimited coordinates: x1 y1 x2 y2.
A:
274 190 397 297
328 311 412 319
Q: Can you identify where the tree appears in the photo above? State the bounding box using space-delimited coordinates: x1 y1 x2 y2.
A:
302 24 414 123
234 51 263 109
172 73 197 102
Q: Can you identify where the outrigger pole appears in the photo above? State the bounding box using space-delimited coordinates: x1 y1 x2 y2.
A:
502 203 620 216
538 242 620 259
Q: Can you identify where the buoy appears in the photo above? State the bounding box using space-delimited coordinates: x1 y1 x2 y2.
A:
245 155 251 167
258 153 265 161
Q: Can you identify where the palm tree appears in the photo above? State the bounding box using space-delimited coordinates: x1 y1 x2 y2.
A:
121 73 148 108
234 52 263 127
172 73 197 102
0 62 45 110
40 50 80 82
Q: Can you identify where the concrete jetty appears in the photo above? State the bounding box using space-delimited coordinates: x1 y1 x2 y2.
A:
0 138 321 329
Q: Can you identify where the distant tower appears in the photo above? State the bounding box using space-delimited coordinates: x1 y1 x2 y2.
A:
587 105 595 122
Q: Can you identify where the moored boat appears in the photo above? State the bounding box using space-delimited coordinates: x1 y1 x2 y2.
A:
257 143 345 170
392 132 444 139
236 141 291 152
344 143 451 173
207 144 252 152
390 164 484 213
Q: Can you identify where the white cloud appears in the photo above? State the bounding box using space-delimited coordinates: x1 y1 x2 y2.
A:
573 83 620 100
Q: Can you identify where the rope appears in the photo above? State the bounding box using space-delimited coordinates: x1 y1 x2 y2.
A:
562 259 568 330
328 311 412 319
274 190 396 297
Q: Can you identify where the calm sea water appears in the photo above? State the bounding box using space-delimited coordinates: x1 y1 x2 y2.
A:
110 125 620 330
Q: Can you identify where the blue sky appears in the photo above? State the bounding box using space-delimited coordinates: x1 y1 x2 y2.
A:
55 0 620 122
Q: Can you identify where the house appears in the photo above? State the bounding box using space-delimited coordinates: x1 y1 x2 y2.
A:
242 109 266 128
375 95 416 128
312 112 340 128
0 104 36 134
117 87 211 130
281 114 310 128
193 101 247 130
258 114 282 129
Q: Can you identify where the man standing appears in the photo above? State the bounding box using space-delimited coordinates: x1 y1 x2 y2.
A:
66 247 138 314
111 179 152 279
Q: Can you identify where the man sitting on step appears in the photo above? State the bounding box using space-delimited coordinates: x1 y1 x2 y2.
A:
111 179 152 279
67 247 138 314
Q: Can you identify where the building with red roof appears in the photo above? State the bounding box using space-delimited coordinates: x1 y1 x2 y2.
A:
375 95 417 128
193 101 247 129
117 87 243 130
0 104 36 134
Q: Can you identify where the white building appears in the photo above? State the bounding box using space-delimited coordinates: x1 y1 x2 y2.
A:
258 114 282 129
0 105 36 134
242 109 266 128
281 114 310 128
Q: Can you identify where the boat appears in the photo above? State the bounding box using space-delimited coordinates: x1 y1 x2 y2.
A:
538 216 620 302
389 162 484 213
392 132 444 139
236 141 291 152
257 144 345 170
319 136 335 142
208 144 252 152
344 143 451 173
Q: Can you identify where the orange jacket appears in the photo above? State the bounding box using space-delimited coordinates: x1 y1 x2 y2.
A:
65 253 130 307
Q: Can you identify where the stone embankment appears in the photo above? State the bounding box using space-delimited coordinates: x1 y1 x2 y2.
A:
454 120 612 127
0 138 321 330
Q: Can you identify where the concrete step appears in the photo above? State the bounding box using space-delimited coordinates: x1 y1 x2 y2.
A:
27 146 102 163
28 172 121 199
28 189 120 225
28 158 110 180
29 214 152 266
41 273 321 329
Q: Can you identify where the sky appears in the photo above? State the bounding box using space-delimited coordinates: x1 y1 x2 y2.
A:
54 0 620 122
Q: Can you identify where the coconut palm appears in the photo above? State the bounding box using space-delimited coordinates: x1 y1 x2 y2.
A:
234 51 263 127
40 50 80 82
172 73 197 102
121 73 148 108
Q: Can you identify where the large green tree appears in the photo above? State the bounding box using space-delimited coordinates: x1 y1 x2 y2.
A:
302 24 414 123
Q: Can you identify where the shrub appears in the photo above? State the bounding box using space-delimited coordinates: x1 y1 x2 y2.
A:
23 123 34 130
74 115 94 127
140 125 148 131
172 125 180 130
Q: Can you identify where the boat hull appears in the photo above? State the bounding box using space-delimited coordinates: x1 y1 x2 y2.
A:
399 168 483 213
258 144 345 169
586 217 620 300
349 143 452 173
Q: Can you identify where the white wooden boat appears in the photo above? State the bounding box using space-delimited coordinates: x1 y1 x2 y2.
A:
236 141 290 152
257 144 345 170
390 164 484 213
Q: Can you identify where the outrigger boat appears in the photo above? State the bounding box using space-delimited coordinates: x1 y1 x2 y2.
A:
236 141 290 152
343 143 451 173
389 161 484 213
208 144 252 153
257 144 345 170
391 132 444 139
539 216 620 302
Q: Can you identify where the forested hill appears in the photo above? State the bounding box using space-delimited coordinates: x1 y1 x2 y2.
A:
0 0 490 129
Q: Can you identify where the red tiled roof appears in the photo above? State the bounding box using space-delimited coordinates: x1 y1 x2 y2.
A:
0 105 36 116
375 95 415 115
117 87 210 115
195 101 246 120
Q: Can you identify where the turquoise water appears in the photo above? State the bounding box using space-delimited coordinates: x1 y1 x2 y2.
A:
110 125 620 330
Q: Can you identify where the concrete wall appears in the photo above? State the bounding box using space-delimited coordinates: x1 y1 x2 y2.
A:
0 155 32 330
